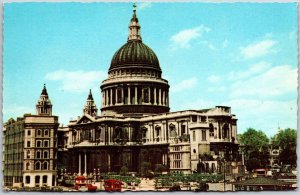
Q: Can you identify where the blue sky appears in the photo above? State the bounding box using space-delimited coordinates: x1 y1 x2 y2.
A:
3 2 298 137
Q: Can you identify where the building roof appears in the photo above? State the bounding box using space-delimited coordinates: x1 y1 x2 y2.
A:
41 84 48 96
232 177 291 186
109 39 160 71
109 4 161 71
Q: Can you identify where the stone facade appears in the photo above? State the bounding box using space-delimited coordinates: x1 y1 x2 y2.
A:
3 85 59 187
56 7 242 177
3 5 244 188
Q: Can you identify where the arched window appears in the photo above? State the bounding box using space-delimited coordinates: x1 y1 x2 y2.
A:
43 151 48 159
35 162 41 170
37 129 42 136
36 151 41 159
222 124 229 139
43 175 48 184
42 175 47 184
169 124 177 137
155 126 161 137
44 140 49 147
26 162 30 170
36 140 41 147
35 175 40 184
44 129 49 136
43 162 48 170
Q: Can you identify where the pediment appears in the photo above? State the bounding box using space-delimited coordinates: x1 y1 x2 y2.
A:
76 114 95 124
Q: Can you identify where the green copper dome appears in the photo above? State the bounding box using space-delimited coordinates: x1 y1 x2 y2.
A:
109 41 161 71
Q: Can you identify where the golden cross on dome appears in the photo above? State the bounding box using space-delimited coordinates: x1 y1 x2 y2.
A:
133 2 137 12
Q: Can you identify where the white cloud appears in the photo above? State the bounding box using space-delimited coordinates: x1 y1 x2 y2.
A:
224 99 297 136
171 77 198 93
45 70 106 93
178 99 216 111
240 39 277 59
208 43 216 50
170 25 210 49
138 2 152 10
228 61 271 80
222 39 229 48
230 65 297 98
207 75 221 83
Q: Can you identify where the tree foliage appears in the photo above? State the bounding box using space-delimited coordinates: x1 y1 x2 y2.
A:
239 128 270 170
272 128 297 166
120 165 129 176
239 128 270 153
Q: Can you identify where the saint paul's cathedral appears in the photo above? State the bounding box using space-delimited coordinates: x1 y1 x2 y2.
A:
3 5 243 187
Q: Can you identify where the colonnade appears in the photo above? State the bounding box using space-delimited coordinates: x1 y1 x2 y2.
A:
102 85 169 107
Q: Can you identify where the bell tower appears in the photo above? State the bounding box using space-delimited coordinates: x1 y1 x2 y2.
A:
83 89 98 117
36 84 52 116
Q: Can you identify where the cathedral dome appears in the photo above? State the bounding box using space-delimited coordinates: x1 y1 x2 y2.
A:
109 41 160 71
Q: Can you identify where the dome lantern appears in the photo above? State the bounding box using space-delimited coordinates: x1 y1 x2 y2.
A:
128 3 142 42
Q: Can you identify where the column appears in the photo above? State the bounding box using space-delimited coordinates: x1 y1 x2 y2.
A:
102 91 104 107
149 125 152 143
121 87 124 104
164 123 167 141
162 90 165 106
229 124 232 140
166 93 169 106
128 125 132 142
135 86 138 104
108 126 110 144
83 152 87 176
158 88 161 105
128 86 131 105
106 89 109 106
148 87 151 104
78 153 81 175
115 88 118 104
110 88 113 106
154 87 157 105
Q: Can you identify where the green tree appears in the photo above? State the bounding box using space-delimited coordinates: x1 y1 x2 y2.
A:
155 164 167 173
272 128 297 166
120 165 129 176
239 128 270 170
245 158 260 172
140 162 152 176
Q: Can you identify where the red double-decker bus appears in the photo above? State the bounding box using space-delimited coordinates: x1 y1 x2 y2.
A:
75 176 97 192
104 179 123 192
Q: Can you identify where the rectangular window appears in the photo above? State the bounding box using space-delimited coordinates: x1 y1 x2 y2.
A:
202 130 206 141
27 141 30 148
192 115 197 122
25 176 30 184
27 130 31 136
181 125 186 135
